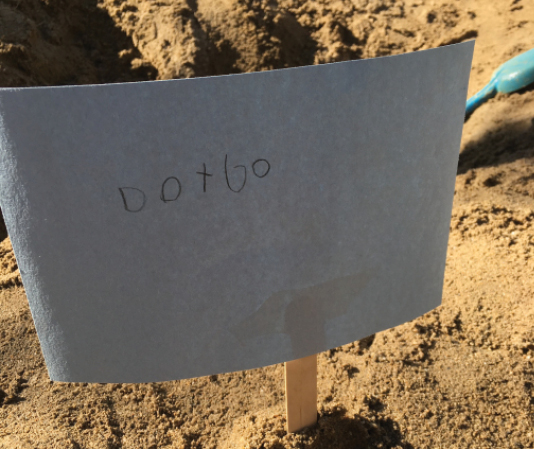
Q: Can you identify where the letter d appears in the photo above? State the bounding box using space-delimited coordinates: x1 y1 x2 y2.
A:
118 187 146 212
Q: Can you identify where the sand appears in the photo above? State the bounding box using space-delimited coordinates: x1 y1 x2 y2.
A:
1 0 534 447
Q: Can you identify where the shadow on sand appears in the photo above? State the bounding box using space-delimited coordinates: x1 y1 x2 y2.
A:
279 407 414 449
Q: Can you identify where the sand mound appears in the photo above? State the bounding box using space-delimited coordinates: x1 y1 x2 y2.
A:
103 0 477 78
1 0 534 448
0 0 156 87
0 0 477 84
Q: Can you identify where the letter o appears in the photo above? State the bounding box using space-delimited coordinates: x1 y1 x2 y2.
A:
252 159 271 178
160 177 182 203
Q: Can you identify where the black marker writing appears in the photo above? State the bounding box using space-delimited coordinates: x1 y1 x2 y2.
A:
160 176 182 203
196 163 213 193
119 187 146 212
252 159 271 178
118 156 271 211
224 154 247 193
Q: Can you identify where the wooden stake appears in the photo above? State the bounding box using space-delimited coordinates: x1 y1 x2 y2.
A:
284 354 317 433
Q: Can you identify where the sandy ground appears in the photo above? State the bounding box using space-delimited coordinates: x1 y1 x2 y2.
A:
1 0 534 447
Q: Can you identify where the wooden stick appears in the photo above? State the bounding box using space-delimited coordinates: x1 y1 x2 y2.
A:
284 354 317 433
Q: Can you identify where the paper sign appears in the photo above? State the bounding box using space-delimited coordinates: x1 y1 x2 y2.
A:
0 42 474 383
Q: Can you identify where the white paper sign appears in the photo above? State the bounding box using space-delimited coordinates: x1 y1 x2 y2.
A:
0 42 474 383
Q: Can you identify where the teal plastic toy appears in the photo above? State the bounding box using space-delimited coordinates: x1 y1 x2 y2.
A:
466 47 534 118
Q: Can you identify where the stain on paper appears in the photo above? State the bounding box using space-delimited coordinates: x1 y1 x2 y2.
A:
231 272 372 355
